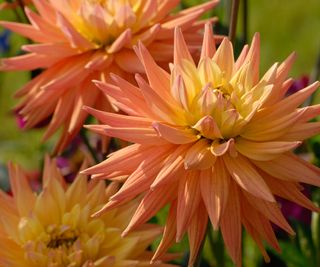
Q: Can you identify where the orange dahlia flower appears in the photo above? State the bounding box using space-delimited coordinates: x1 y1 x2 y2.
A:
0 157 175 267
83 24 320 266
0 0 219 153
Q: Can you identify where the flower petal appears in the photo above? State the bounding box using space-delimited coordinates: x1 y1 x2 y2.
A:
200 158 230 229
223 153 275 202
152 122 198 144
235 139 301 161
184 139 216 169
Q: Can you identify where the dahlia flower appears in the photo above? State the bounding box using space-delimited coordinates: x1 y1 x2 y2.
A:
0 0 219 153
83 24 320 266
0 157 175 267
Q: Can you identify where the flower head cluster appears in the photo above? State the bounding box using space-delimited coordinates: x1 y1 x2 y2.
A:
0 157 174 267
83 25 320 266
0 0 219 152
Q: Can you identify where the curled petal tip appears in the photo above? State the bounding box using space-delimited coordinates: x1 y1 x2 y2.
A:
121 229 129 238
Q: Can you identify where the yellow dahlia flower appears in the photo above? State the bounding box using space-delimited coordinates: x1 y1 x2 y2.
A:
83 24 320 266
0 0 219 153
0 157 175 267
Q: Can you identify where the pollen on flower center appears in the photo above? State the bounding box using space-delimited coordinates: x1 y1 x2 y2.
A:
46 226 78 249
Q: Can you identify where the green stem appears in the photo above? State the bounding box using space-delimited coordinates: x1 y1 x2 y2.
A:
228 0 240 44
242 0 248 45
194 233 207 267
209 226 225 267
305 47 320 106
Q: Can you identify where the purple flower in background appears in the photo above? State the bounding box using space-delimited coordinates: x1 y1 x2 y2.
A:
15 111 26 129
14 109 51 130
287 75 310 95
0 29 10 54
279 186 312 225
56 136 85 183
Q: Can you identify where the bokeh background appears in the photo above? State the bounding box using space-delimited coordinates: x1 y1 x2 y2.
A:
0 0 320 266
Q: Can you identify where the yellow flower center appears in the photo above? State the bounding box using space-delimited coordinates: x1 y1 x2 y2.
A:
18 205 106 266
46 226 78 249
64 0 156 47
173 57 269 142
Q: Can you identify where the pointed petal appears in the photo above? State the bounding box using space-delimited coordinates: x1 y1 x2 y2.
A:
151 145 188 189
152 201 178 262
200 158 230 229
152 122 198 144
200 23 216 59
220 183 242 266
213 38 234 80
224 154 275 202
174 27 194 67
123 183 177 236
109 147 171 202
107 29 131 54
235 139 301 161
8 163 36 217
176 170 201 241
253 153 320 186
187 201 208 266
264 175 320 212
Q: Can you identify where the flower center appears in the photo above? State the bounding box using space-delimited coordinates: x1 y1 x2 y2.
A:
46 226 78 249
64 0 153 47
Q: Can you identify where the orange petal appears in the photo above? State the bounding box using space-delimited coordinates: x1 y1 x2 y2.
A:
184 139 216 169
193 115 222 139
123 183 177 236
153 122 198 144
223 153 275 202
110 148 170 202
253 153 320 187
264 174 320 212
107 29 131 54
82 144 148 175
200 22 216 59
211 138 236 157
152 200 178 263
135 73 184 124
8 163 36 217
220 183 242 266
176 170 201 242
187 201 208 266
243 32 260 84
151 145 187 189
244 192 294 235
174 27 194 67
56 12 95 50
200 158 230 229
235 139 301 161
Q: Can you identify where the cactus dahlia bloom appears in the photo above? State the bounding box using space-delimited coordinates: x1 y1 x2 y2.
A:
0 0 219 153
0 158 175 267
83 24 320 266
